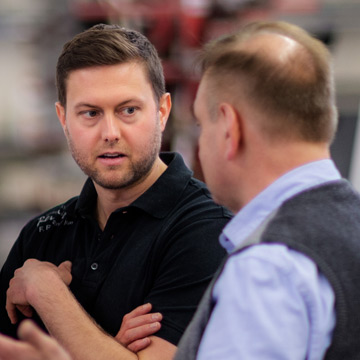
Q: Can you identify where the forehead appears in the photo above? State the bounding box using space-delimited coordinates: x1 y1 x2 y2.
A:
67 62 148 87
65 62 153 104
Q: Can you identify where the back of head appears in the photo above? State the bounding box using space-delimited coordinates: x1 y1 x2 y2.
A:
56 24 165 106
199 21 338 144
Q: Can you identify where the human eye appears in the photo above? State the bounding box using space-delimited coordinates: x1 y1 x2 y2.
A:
82 110 99 118
122 106 137 116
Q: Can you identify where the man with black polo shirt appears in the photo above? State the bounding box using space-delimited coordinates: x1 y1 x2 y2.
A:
0 24 230 360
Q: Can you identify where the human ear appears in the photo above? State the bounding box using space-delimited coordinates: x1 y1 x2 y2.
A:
55 102 67 132
219 103 242 160
158 93 172 131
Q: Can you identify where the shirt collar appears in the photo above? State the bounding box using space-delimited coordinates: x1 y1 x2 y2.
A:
131 152 192 218
75 152 193 219
220 159 342 253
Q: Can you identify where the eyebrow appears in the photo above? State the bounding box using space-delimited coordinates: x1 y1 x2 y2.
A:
74 99 139 110
74 102 100 110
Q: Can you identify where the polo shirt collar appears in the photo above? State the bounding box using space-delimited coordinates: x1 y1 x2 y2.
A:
74 152 192 219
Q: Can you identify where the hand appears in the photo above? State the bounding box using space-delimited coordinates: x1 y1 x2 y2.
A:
56 261 73 286
0 320 71 360
6 259 72 324
115 303 162 353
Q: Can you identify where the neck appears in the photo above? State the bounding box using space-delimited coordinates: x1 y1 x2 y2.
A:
231 141 331 213
95 157 167 230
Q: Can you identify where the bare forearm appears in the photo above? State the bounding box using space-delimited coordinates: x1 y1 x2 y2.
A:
27 271 138 360
8 260 176 360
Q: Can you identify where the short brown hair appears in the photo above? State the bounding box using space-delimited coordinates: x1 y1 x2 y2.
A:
56 24 165 106
199 21 338 143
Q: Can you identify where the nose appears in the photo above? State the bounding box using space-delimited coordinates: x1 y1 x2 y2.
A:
102 114 120 143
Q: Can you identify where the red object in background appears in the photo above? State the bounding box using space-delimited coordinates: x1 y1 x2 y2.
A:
180 12 207 47
179 0 211 47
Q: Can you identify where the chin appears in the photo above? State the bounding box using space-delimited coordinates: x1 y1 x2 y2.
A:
94 173 143 190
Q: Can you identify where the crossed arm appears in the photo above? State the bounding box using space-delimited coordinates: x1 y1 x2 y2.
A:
0 305 160 360
1 259 173 360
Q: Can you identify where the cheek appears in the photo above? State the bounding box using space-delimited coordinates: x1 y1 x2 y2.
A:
125 123 152 146
66 125 97 150
198 133 211 169
197 133 205 160
199 127 214 151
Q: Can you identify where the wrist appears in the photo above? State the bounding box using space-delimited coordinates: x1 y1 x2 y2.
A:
26 267 65 309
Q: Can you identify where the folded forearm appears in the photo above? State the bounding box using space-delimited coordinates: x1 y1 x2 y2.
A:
27 270 138 360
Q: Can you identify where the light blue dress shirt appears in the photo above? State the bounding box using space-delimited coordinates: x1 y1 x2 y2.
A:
197 160 340 360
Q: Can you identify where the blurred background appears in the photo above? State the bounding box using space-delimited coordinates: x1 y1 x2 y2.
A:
0 0 360 267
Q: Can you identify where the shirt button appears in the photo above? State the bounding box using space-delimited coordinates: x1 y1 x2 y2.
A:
91 262 98 271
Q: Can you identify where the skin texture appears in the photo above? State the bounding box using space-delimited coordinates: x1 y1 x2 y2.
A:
5 259 175 360
6 261 72 324
55 62 171 228
115 303 163 353
58 63 164 191
0 320 71 360
6 263 162 352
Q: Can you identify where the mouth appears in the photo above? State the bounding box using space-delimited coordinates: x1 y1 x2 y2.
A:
99 152 126 159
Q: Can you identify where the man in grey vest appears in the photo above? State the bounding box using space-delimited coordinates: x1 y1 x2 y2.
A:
175 20 360 360
1 20 360 360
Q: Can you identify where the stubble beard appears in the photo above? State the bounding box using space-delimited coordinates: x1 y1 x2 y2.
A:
66 122 162 190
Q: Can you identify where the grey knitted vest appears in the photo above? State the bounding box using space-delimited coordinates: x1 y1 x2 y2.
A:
175 180 360 360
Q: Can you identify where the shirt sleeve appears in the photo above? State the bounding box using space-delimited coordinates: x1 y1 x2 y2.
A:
144 217 228 346
197 244 336 360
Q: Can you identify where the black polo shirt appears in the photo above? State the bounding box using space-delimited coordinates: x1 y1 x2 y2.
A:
0 152 231 345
